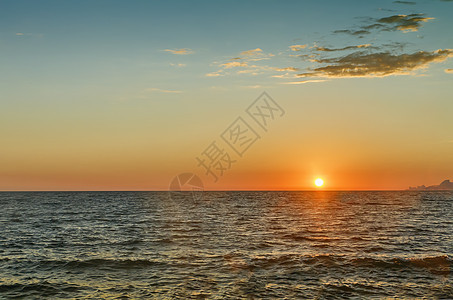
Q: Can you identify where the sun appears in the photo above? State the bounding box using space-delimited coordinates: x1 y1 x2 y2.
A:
315 178 324 187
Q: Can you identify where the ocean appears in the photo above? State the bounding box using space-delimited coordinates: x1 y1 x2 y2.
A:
0 191 452 299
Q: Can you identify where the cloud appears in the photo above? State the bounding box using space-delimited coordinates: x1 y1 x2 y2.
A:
314 44 372 52
204 8 443 85
240 48 263 56
14 32 44 38
271 72 299 79
289 45 307 51
274 67 299 71
234 48 274 61
170 63 186 67
163 48 193 55
145 88 182 93
207 47 278 77
205 72 223 77
203 7 444 85
334 29 371 36
282 10 448 82
242 85 263 89
220 61 248 68
335 13 433 36
283 80 327 84
290 53 319 60
393 1 416 4
298 49 453 78
237 69 259 75
226 48 275 61
247 57 274 61
375 14 434 32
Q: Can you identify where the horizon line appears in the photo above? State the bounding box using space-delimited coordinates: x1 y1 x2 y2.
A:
0 189 443 192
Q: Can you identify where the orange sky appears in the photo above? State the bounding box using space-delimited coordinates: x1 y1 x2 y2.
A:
1 1 453 191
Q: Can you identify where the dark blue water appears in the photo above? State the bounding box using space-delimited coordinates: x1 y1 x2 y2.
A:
0 191 452 299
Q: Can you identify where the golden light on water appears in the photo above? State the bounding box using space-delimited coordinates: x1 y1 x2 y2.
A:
315 178 324 187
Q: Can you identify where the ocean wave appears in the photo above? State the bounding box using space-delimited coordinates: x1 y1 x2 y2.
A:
229 254 452 274
1 191 452 299
0 281 81 298
350 255 451 275
25 258 167 270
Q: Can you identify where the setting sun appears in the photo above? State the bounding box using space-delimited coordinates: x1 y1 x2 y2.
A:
315 178 324 187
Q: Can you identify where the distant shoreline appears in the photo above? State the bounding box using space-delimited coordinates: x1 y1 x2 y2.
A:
408 179 453 191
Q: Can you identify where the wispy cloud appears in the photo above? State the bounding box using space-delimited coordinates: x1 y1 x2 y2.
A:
333 29 371 36
314 44 372 52
205 8 446 84
376 14 433 32
163 48 193 55
237 69 259 75
207 47 276 77
145 88 182 93
445 68 453 73
220 61 249 68
289 45 307 51
242 85 263 89
334 13 434 36
170 63 186 67
274 67 299 72
15 32 39 37
236 48 275 61
298 49 453 78
240 48 263 56
205 71 223 77
282 8 451 81
393 1 416 5
283 80 327 84
271 73 298 79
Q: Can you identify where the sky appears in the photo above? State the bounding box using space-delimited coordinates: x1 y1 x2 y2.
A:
1 0 452 191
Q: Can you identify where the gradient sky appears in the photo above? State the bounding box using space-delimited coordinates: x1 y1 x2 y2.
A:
1 0 452 191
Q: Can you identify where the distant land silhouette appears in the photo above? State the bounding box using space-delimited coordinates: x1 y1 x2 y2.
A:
408 179 453 190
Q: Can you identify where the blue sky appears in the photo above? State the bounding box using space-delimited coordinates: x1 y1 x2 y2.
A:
2 0 452 91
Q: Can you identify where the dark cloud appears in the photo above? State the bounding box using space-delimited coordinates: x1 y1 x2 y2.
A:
283 8 447 81
363 23 387 30
298 49 453 78
333 29 370 36
376 14 433 32
291 54 317 59
382 42 409 50
393 1 416 5
314 44 373 52
335 13 433 36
